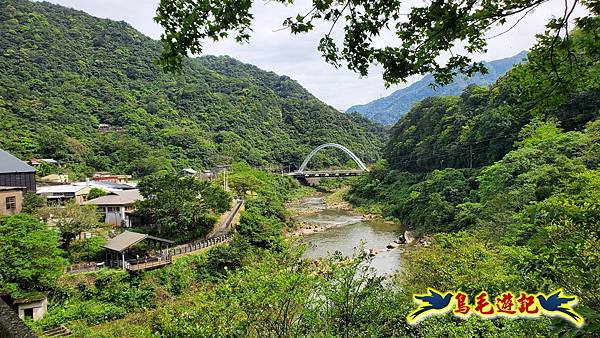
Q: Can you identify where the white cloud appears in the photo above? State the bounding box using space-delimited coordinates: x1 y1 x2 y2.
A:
44 0 587 110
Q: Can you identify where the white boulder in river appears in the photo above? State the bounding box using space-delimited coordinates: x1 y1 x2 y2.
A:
404 230 416 245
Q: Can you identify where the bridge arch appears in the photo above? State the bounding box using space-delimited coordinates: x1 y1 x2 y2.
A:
298 143 369 173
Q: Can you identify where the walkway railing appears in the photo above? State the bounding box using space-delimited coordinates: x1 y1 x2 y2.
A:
214 198 244 234
64 262 105 274
64 199 243 274
168 233 232 257
126 257 170 271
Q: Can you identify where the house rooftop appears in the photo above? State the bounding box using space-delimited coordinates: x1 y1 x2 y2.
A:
0 186 26 191
0 150 36 174
103 230 173 252
12 291 47 304
37 185 88 194
83 189 143 206
73 180 136 191
31 159 58 165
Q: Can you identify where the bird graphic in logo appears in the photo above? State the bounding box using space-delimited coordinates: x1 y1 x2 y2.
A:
407 288 454 324
537 290 584 327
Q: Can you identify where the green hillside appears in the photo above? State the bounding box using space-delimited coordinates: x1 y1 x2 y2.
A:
384 54 599 173
0 0 385 178
345 11 600 335
349 4 600 230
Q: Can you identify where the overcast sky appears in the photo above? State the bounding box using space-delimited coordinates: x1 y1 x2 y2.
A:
44 0 586 110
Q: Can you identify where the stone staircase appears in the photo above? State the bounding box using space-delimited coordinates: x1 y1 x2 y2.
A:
42 325 71 337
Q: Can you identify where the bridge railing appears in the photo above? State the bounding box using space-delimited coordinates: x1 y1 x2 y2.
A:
288 170 365 177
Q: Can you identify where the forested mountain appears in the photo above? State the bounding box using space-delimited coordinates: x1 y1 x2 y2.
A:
346 51 527 125
384 57 599 173
0 0 385 178
346 12 599 335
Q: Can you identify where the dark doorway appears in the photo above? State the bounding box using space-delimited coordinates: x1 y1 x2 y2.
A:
23 308 33 319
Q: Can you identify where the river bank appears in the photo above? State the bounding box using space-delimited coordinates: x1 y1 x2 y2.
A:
286 191 363 236
286 191 410 275
287 189 397 236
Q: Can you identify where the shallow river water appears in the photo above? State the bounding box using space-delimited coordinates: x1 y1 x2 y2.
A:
293 197 404 276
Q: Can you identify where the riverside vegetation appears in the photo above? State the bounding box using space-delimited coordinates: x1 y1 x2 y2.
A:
345 7 600 337
0 0 598 337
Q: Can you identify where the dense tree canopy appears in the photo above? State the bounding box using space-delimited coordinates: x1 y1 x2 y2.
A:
156 0 599 85
135 173 231 242
0 0 385 180
0 214 67 296
346 11 600 334
384 13 600 173
37 202 103 248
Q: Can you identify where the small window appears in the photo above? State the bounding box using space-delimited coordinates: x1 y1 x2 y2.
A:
5 196 16 210
23 308 33 319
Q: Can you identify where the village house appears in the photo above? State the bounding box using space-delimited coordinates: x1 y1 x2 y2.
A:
97 123 111 132
92 172 132 184
11 292 48 322
181 165 230 181
0 150 36 192
40 173 69 184
36 185 91 204
180 168 198 177
0 187 26 216
0 291 48 323
83 190 143 227
29 158 59 167
73 180 136 193
97 123 123 133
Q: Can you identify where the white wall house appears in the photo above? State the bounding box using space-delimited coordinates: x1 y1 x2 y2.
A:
83 190 143 227
36 185 91 204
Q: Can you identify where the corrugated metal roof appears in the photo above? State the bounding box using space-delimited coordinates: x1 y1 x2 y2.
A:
72 181 137 193
103 231 173 252
83 189 143 206
37 185 88 194
103 231 148 252
0 150 36 174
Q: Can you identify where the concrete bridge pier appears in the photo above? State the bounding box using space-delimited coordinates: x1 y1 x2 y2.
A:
296 177 321 186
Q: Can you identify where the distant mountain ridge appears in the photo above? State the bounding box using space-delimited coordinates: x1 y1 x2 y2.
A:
346 51 528 125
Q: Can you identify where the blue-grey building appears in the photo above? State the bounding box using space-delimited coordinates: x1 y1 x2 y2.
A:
0 150 36 192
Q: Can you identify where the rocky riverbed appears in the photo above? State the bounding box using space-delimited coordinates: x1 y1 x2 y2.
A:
290 195 408 275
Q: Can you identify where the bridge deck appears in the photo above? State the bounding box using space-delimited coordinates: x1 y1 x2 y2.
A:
288 170 365 178
126 259 170 271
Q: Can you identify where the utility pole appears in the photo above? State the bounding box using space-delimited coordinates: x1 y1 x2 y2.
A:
469 144 473 169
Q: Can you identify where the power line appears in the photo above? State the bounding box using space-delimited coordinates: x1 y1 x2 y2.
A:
388 113 598 169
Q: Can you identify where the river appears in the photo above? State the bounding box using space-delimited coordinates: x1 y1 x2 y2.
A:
291 196 404 276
